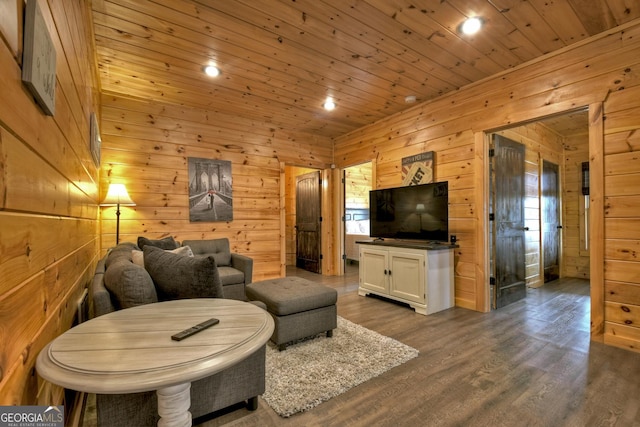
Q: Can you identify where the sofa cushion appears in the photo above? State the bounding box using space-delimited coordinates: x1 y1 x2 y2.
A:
182 239 231 267
246 277 337 316
103 258 158 309
137 236 180 251
132 245 194 267
143 245 223 300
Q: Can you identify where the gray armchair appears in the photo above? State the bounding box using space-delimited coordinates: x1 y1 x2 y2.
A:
182 238 253 300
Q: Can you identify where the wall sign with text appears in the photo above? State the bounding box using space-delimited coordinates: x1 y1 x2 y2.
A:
401 151 434 186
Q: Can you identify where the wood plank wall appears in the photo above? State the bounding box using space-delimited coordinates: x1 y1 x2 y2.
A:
0 0 100 406
99 95 333 281
345 163 372 209
563 134 591 279
334 20 640 353
602 77 640 351
1 10 638 419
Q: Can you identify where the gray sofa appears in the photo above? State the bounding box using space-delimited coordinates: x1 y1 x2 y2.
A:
89 238 263 427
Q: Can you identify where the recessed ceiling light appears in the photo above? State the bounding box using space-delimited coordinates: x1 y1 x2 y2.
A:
204 65 220 77
405 95 417 104
461 17 482 35
323 97 336 111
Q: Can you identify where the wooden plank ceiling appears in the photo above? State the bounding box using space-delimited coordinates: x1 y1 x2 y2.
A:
92 0 638 139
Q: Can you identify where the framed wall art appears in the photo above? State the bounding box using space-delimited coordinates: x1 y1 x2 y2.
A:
22 0 56 116
401 151 434 186
90 112 101 167
188 157 233 222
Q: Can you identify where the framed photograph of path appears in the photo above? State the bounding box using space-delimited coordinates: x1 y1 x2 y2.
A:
188 157 233 222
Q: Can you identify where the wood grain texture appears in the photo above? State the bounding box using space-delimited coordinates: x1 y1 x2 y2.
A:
494 122 565 289
3 0 640 413
335 22 640 350
590 102 606 340
196 267 640 426
0 0 101 410
91 0 640 139
99 95 333 280
37 299 273 394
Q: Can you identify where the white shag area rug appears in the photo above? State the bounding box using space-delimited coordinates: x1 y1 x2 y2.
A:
262 316 419 417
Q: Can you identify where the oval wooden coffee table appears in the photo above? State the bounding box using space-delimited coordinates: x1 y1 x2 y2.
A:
36 298 274 427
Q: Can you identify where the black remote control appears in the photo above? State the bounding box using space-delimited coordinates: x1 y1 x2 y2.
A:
171 318 219 341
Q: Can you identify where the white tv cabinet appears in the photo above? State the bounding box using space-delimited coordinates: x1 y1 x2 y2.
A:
357 241 456 315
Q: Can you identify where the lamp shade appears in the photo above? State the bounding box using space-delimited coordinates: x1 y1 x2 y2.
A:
101 183 136 206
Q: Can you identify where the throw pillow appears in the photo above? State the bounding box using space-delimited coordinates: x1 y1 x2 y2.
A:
132 245 194 267
104 258 158 309
143 245 223 300
137 236 180 250
105 242 137 269
131 249 144 267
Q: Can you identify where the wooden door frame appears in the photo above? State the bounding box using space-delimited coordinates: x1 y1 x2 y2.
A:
475 103 604 341
337 159 376 276
295 170 323 273
540 158 563 284
279 162 286 277
489 134 528 309
280 162 340 277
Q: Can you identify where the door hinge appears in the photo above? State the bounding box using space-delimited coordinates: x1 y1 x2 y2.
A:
342 254 346 260
489 213 494 221
319 216 323 222
490 277 496 285
489 148 495 157
320 254 323 260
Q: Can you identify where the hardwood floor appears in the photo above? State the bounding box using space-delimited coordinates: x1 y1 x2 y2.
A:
198 266 640 427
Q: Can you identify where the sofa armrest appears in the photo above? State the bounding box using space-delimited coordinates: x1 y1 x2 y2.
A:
90 259 116 318
230 253 253 284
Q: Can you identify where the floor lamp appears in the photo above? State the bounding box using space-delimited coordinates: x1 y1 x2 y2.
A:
101 183 136 245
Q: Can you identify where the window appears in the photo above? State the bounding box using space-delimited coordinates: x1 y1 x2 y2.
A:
579 162 589 254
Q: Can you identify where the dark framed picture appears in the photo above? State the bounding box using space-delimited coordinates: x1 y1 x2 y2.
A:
188 157 233 222
22 0 56 116
90 112 101 167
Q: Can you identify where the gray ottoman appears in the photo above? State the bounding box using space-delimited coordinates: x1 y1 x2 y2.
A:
246 277 337 351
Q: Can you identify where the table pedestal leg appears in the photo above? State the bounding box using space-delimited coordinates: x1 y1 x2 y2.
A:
157 383 191 427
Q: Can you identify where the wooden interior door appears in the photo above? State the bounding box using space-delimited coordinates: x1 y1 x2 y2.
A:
542 160 561 282
492 135 526 309
296 171 322 273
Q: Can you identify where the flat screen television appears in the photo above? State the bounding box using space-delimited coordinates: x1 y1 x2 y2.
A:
369 181 449 242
